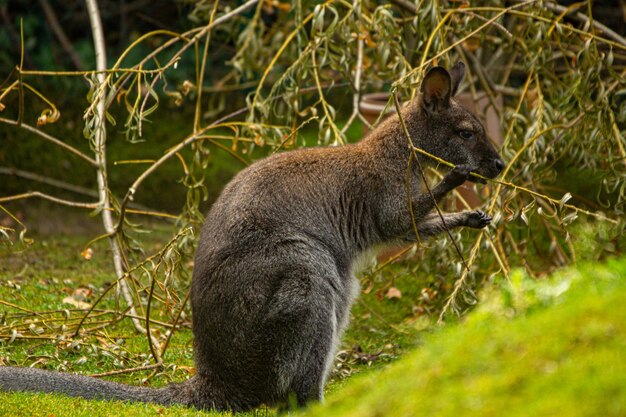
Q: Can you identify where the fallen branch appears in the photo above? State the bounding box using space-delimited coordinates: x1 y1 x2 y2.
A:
0 117 97 166
0 191 98 208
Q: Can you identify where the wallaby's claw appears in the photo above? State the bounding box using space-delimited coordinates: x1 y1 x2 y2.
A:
445 164 474 188
467 210 491 228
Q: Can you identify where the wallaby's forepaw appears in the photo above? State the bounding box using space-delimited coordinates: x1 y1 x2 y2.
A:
445 164 474 188
466 210 492 228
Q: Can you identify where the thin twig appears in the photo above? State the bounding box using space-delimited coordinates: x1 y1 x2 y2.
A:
0 167 99 198
159 289 191 358
449 6 626 51
467 11 512 38
90 363 163 378
0 309 180 331
0 117 98 166
311 45 345 145
193 1 219 132
341 0 364 136
437 235 484 324
135 1 258 136
393 93 471 273
144 265 162 365
17 18 24 126
409 143 618 225
0 300 35 314
0 191 98 208
250 3 320 116
389 0 416 13
513 0 626 47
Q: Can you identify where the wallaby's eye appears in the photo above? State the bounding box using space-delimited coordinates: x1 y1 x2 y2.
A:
459 130 475 140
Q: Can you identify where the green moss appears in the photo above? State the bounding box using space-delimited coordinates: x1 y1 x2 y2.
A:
301 258 626 417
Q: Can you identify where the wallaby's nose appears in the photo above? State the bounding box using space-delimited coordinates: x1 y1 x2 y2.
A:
494 159 505 173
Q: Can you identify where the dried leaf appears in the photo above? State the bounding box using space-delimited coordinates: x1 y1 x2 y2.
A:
62 296 91 309
562 212 578 226
81 247 94 260
177 365 196 375
520 211 529 226
420 287 437 302
385 286 402 300
559 193 572 211
37 108 60 126
28 323 44 335
182 80 194 95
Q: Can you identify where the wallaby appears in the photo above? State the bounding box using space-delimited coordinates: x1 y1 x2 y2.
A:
0 62 504 411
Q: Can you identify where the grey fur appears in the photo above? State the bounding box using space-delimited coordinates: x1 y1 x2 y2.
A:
0 62 503 411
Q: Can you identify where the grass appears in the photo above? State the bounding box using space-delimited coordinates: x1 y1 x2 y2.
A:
1 230 624 416
0 232 429 416
300 257 626 417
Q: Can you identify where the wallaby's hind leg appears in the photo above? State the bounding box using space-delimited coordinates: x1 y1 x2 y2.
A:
288 316 336 406
264 275 339 408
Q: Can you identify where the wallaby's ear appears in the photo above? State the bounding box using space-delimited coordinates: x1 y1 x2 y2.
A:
449 61 465 96
420 66 451 113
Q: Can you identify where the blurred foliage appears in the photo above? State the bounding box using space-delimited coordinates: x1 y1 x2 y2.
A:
0 0 626 368
0 1 197 79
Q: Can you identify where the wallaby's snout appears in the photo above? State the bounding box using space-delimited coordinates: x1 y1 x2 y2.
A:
472 141 505 182
490 157 505 179
469 156 504 184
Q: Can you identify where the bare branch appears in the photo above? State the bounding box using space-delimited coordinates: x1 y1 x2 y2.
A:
513 0 626 47
0 167 98 198
0 117 98 167
0 191 98 208
0 167 177 220
341 0 365 136
90 363 163 378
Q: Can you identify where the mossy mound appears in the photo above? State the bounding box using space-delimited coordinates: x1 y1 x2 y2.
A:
301 258 626 417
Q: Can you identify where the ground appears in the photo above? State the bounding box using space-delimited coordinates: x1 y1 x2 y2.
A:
0 223 433 416
0 219 624 416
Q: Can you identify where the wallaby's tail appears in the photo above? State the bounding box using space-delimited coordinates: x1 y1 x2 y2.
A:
0 366 197 407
